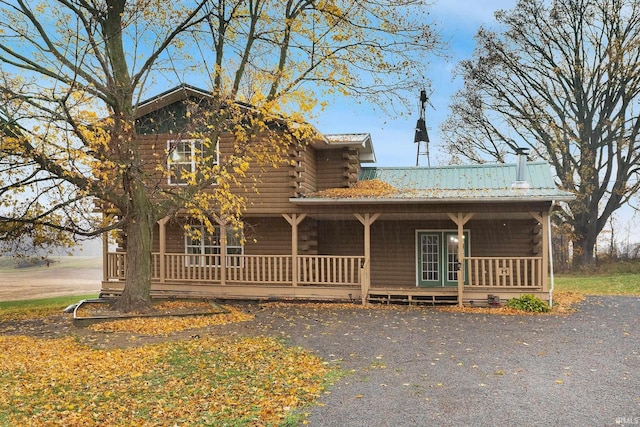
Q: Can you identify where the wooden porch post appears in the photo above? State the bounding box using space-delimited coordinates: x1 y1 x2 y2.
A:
158 216 169 284
530 212 549 292
447 213 473 307
355 213 380 304
283 214 306 287
102 213 109 283
219 221 227 286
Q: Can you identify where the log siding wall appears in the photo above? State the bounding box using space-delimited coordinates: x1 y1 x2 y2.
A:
315 148 360 190
317 219 539 288
136 131 340 215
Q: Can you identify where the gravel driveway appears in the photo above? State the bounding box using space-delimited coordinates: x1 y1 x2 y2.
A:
3 272 636 426
229 296 640 427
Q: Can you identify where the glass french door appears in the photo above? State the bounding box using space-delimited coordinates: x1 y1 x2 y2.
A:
417 231 468 287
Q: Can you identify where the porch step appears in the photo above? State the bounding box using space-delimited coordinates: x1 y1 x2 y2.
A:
367 293 459 306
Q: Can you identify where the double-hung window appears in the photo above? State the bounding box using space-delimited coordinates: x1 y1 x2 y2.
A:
167 139 218 185
185 224 244 267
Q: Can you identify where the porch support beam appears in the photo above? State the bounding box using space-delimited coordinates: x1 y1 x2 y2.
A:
102 213 110 283
283 213 307 287
447 213 474 307
354 213 380 304
157 216 169 284
529 211 549 292
216 219 229 286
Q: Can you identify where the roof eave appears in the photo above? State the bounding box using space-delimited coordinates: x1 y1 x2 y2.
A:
290 195 576 205
136 84 212 118
135 85 324 141
316 133 376 163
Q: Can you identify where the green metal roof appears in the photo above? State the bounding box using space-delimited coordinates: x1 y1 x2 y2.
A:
359 162 555 190
292 161 575 204
355 162 575 201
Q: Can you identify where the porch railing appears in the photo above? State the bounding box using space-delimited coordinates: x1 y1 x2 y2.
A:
107 253 542 289
465 257 542 288
107 252 126 280
225 255 292 284
162 253 222 282
297 255 363 286
106 252 363 286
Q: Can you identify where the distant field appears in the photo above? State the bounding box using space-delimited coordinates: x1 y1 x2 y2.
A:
0 256 102 301
0 256 102 271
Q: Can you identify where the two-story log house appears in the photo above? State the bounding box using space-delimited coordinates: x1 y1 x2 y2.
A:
101 85 575 306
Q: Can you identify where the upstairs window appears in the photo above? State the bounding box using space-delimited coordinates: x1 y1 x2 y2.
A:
167 139 218 185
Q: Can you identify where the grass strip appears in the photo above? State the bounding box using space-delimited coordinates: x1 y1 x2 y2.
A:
0 295 98 321
554 273 640 295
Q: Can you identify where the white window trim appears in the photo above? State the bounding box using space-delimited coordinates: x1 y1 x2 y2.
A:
184 223 244 267
167 138 219 185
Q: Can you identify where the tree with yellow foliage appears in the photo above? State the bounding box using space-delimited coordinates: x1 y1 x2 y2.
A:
0 0 439 311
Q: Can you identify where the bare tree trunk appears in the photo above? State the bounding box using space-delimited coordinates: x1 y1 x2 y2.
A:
552 231 571 273
572 232 597 270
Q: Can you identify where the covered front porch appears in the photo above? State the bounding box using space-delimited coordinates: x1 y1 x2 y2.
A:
101 252 547 304
101 210 552 305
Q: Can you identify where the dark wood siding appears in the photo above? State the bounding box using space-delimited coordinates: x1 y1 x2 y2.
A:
155 217 293 255
317 219 420 287
298 145 317 194
315 218 540 287
136 130 356 215
469 219 539 256
138 133 170 185
135 131 296 214
243 166 297 214
162 219 186 253
317 220 363 255
316 150 343 190
244 217 292 255
371 221 420 287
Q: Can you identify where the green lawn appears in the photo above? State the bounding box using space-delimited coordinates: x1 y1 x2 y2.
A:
554 272 640 295
0 294 98 321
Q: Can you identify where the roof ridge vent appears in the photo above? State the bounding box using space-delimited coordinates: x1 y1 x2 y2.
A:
511 147 530 189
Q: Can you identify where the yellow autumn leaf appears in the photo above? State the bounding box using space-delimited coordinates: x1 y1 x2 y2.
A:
0 334 332 426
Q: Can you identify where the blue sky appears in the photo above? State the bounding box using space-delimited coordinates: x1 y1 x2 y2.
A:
313 0 518 168
312 0 640 245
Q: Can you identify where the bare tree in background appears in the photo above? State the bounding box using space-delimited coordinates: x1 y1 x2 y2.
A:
442 0 640 268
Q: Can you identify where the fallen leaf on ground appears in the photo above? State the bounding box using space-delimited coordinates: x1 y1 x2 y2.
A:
87 305 253 335
0 334 331 426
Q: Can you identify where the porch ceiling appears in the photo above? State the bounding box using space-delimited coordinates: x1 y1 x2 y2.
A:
302 211 537 221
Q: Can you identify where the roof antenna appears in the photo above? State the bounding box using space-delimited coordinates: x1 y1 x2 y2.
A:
414 89 431 167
